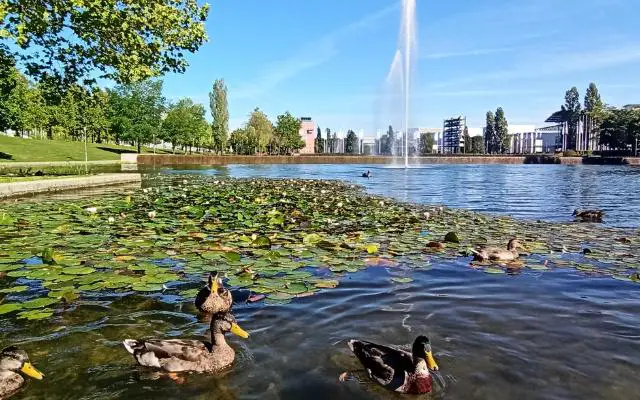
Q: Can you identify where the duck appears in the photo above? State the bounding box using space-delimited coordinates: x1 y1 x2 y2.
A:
194 272 233 314
347 336 439 394
0 346 44 399
123 312 249 373
573 209 604 222
361 170 372 178
471 238 522 262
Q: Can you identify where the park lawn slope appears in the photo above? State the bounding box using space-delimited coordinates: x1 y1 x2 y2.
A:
0 135 172 162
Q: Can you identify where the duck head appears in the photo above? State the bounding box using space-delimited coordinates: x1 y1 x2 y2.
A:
412 336 439 371
507 238 523 251
211 312 249 339
195 271 232 314
0 346 44 380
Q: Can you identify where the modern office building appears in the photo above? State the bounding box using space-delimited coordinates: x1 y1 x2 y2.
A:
298 117 316 154
442 116 466 153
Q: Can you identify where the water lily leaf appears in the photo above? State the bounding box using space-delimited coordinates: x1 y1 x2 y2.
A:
314 279 339 289
366 244 379 254
23 297 60 309
0 303 22 315
484 267 506 274
303 233 322 245
268 292 296 301
132 284 164 292
17 309 54 320
253 236 271 248
247 294 266 303
61 266 96 275
223 251 241 262
391 277 413 283
180 288 199 298
0 285 30 293
444 232 460 243
42 247 63 265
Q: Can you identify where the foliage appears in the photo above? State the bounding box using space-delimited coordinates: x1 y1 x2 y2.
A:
470 136 485 154
273 112 302 155
161 98 209 152
229 126 258 155
418 132 435 155
563 87 581 150
494 108 509 154
378 125 396 155
109 80 165 153
484 111 496 153
315 126 324 153
209 79 229 154
463 126 471 153
248 108 273 154
325 128 332 154
0 0 209 84
600 108 640 152
345 130 358 154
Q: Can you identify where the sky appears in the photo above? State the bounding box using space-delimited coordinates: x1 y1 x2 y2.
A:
162 0 640 136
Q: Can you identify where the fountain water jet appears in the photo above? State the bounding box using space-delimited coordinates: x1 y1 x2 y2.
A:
397 0 417 167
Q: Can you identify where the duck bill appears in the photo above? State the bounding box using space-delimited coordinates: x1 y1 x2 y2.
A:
21 362 44 380
208 274 219 293
426 351 439 371
230 323 249 339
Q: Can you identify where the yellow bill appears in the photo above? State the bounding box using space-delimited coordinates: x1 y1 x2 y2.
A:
21 362 44 380
426 351 439 371
208 275 219 293
230 323 249 339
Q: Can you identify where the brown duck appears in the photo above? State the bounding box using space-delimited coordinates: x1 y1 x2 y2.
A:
195 272 233 314
123 312 249 373
573 209 604 222
471 239 523 262
0 346 44 399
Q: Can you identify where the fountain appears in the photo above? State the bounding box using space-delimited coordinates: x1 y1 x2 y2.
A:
384 0 416 167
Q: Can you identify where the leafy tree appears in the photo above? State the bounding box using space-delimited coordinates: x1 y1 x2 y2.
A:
463 126 471 153
1 0 209 84
600 108 640 153
387 125 395 155
315 126 324 153
470 135 485 154
494 107 509 153
418 132 435 155
162 98 208 153
563 87 581 150
484 111 496 153
247 108 272 153
229 126 258 155
584 82 605 144
345 130 358 154
109 79 165 153
273 112 302 154
209 79 228 154
325 128 332 154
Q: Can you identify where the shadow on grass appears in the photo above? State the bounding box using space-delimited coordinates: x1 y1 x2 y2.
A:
0 151 13 160
96 146 138 155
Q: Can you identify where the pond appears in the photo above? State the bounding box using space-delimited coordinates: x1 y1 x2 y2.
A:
0 166 639 400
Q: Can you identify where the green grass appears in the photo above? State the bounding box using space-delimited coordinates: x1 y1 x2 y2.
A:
0 135 176 162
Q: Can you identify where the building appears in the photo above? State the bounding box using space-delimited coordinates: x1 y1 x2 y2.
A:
360 136 377 155
544 111 599 152
298 117 316 154
623 104 640 111
441 116 466 153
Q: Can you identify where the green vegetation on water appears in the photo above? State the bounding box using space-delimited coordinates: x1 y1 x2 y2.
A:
0 175 638 320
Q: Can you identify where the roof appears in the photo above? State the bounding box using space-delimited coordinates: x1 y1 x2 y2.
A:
545 110 566 123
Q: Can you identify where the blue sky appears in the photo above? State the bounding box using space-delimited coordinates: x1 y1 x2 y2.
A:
162 0 640 134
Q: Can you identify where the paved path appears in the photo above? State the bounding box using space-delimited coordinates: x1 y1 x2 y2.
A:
0 173 141 199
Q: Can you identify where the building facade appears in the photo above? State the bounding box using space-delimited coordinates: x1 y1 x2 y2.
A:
298 117 316 154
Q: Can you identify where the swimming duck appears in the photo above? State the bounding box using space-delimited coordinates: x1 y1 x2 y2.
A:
362 170 371 178
123 312 249 373
471 238 522 262
195 272 233 314
0 346 44 399
347 336 439 394
573 209 604 222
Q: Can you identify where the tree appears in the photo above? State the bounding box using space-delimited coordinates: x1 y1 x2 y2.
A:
463 126 471 153
273 112 302 154
247 108 272 153
470 135 485 154
484 111 496 153
1 0 209 84
600 108 640 153
315 126 324 153
563 87 581 150
325 128 332 154
494 107 509 153
584 82 605 145
209 79 228 154
161 98 208 153
387 125 396 155
418 132 435 155
109 79 165 153
345 130 358 154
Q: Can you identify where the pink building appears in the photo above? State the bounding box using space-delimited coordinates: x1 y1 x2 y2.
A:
298 117 316 154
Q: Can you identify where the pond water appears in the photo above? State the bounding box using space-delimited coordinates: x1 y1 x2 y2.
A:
162 164 640 228
1 166 638 400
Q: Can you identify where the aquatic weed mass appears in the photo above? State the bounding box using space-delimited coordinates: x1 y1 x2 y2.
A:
1 175 638 319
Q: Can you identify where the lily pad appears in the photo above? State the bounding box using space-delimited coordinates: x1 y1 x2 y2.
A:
0 303 22 315
0 285 30 294
391 277 413 284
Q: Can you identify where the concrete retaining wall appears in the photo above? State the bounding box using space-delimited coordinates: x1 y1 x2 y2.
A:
0 173 141 199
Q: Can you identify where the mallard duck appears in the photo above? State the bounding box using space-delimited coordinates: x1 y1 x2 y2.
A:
123 312 249 373
362 170 371 178
347 336 439 394
0 346 44 399
573 209 604 222
195 272 232 314
471 239 522 262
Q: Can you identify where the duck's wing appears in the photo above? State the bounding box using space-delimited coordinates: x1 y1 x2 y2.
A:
123 338 209 368
348 340 413 390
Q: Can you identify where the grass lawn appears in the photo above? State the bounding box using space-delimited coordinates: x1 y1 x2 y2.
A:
0 135 177 162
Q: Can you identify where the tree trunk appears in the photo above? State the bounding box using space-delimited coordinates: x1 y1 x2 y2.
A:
137 140 141 154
